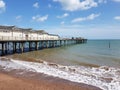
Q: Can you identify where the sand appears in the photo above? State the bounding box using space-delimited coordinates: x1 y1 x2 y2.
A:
0 71 102 90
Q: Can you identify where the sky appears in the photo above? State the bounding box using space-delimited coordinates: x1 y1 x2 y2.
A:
0 0 120 39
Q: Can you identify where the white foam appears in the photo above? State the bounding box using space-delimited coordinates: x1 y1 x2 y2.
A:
0 59 120 90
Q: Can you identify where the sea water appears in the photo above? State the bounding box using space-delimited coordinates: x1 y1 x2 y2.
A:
11 40 120 67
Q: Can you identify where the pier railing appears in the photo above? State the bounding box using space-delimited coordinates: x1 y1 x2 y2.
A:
0 36 86 41
0 36 59 41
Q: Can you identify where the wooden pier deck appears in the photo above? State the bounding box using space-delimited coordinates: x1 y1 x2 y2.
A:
0 36 87 56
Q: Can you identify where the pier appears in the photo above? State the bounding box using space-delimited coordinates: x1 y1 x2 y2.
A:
0 37 87 56
0 25 87 56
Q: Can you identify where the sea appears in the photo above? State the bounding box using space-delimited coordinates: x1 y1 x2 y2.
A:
0 40 120 90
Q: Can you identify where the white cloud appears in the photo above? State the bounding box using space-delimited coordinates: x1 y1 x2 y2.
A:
0 0 6 13
32 15 48 22
72 13 100 23
112 0 120 2
114 16 120 20
87 13 100 20
57 13 69 18
33 2 39 8
53 0 98 11
16 15 22 22
16 15 22 19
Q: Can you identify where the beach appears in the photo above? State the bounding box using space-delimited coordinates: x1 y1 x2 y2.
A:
0 71 101 90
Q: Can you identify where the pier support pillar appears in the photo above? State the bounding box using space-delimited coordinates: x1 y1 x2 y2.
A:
41 41 44 49
35 41 39 50
49 41 52 48
21 42 24 53
44 41 47 48
53 41 55 47
39 41 41 49
29 42 31 51
46 41 49 48
55 41 57 47
51 41 53 48
8 42 10 53
18 42 21 52
13 42 17 53
1 42 5 56
60 40 62 46
5 42 7 54
64 40 66 46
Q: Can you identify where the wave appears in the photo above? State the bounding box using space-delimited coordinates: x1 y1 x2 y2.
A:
0 57 120 90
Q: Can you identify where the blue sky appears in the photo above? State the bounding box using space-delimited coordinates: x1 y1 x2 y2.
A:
0 0 120 39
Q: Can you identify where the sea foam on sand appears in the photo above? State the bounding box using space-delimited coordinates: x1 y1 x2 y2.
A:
0 58 120 90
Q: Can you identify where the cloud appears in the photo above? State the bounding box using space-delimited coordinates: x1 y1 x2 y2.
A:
0 0 6 13
112 0 120 2
16 15 22 19
33 2 39 8
114 16 120 20
53 0 98 11
72 13 100 23
32 15 48 22
16 15 22 22
57 13 69 18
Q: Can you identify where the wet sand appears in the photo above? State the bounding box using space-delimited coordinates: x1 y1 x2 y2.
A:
0 71 102 90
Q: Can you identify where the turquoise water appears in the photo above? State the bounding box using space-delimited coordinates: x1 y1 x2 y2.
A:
19 40 120 68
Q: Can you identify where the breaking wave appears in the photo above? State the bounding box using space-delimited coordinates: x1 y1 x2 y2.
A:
0 57 120 90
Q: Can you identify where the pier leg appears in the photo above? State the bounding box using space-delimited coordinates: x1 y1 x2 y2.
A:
39 41 41 49
44 41 46 48
46 41 49 48
13 42 17 53
15 42 17 53
52 41 54 47
29 42 31 51
41 41 44 49
49 41 52 48
60 40 62 46
7 42 10 53
18 42 21 52
64 40 66 46
13 42 14 53
21 42 24 53
5 42 7 54
53 41 56 47
1 42 4 56
55 41 57 47
35 41 38 50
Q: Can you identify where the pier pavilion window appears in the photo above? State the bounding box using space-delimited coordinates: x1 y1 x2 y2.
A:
25 34 28 38
3 30 10 33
